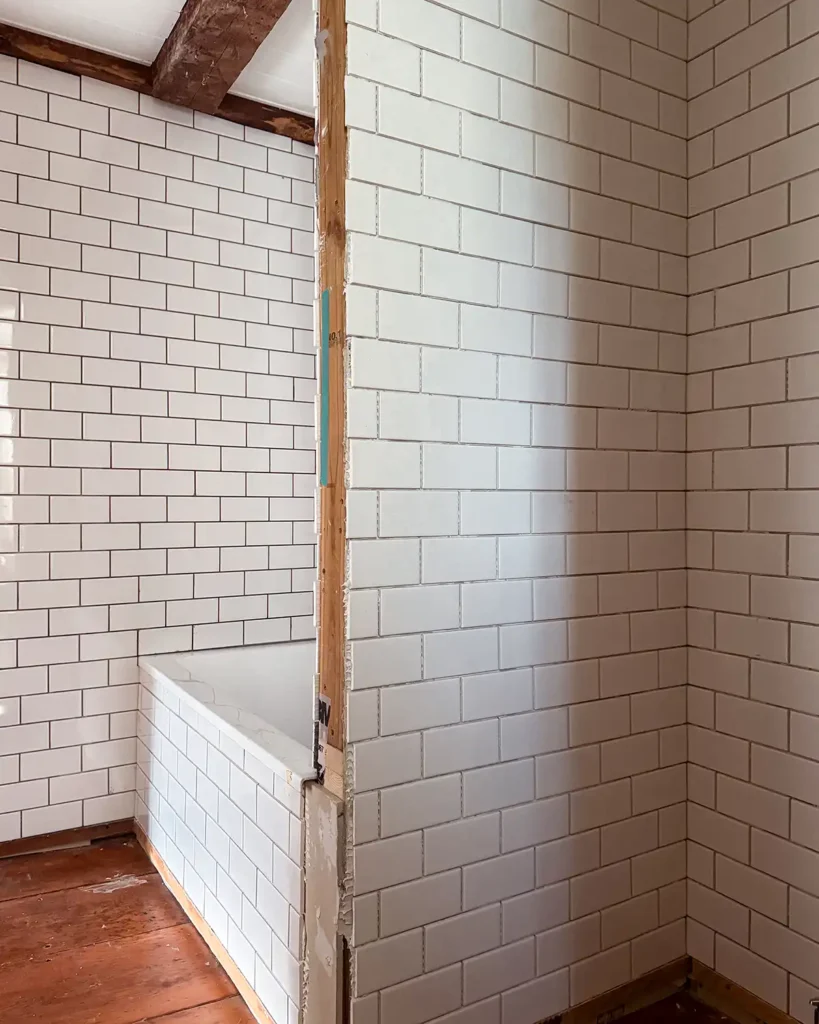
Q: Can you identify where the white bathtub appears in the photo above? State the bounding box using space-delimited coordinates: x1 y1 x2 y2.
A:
140 640 317 783
136 640 318 1024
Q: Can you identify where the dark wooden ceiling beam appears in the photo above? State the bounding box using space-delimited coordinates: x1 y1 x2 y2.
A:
217 92 313 143
0 22 151 93
152 0 294 114
0 21 314 145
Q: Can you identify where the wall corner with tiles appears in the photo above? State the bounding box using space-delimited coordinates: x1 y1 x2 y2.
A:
342 0 688 1020
686 0 819 1020
0 56 316 843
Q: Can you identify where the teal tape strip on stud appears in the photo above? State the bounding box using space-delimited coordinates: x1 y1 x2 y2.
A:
320 288 330 486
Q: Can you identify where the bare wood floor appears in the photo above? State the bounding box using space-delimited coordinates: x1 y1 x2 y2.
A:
0 836 255 1024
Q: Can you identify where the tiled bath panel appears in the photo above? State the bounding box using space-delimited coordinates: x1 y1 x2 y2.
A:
0 55 316 841
137 668 305 1024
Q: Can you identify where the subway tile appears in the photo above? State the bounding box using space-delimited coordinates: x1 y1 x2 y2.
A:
380 871 461 938
425 813 500 875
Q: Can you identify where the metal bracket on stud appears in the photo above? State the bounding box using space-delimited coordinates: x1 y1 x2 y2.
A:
810 997 819 1024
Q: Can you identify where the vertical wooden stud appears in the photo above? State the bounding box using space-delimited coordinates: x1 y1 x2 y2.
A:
316 0 347 789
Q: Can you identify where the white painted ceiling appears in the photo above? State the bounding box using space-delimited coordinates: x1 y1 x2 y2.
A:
0 0 316 115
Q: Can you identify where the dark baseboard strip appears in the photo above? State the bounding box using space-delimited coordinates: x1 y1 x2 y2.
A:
0 819 134 860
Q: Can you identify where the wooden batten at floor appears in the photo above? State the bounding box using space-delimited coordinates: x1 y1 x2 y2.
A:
689 960 796 1024
0 20 315 143
135 822 276 1024
550 957 801 1024
545 958 691 1024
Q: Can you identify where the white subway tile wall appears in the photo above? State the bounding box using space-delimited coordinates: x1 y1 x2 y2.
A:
0 59 316 841
687 1 819 1021
6 3 819 1020
136 671 305 1024
344 1 688 1021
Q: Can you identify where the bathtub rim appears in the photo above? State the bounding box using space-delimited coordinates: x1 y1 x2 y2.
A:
139 645 317 786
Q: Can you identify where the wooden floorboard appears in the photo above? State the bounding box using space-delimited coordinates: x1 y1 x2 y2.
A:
2 922 235 1024
0 837 249 1024
0 837 153 902
145 996 259 1023
0 872 187 967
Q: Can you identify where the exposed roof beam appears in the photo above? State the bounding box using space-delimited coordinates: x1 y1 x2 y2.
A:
0 21 314 144
152 0 294 114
